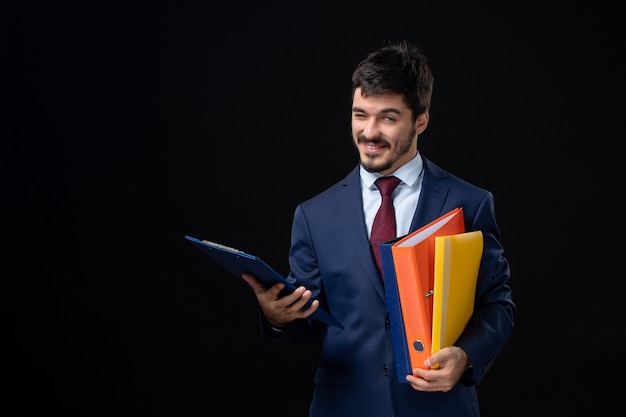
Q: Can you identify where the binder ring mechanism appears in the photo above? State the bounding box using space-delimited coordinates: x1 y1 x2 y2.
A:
413 340 425 352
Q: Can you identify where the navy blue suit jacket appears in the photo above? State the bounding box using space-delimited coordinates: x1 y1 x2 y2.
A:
264 156 515 417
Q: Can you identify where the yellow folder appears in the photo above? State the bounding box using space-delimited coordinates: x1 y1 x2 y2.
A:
431 230 483 368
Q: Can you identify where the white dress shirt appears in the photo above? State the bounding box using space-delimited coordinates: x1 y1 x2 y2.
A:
360 153 424 238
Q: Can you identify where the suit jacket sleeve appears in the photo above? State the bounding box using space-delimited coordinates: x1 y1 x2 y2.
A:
454 189 515 385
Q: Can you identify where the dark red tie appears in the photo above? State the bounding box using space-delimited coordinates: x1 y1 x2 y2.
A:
370 176 401 277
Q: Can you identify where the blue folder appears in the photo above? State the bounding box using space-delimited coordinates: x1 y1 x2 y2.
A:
380 236 412 383
185 235 343 328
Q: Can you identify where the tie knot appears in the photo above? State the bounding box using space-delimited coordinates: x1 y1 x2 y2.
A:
375 176 401 196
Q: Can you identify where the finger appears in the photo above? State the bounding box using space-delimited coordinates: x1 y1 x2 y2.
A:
241 272 274 294
423 355 438 369
306 298 320 313
288 298 320 321
292 297 319 317
278 286 310 309
411 367 430 380
405 374 431 391
424 346 456 369
240 272 258 288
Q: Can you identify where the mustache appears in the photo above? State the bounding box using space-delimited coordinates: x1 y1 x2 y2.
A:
357 135 388 145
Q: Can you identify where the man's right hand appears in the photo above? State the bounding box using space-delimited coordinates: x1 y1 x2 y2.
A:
241 272 319 328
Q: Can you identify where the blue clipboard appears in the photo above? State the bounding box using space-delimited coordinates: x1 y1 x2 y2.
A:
184 235 342 328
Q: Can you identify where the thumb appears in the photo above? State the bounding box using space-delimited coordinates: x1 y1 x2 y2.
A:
424 353 441 370
241 272 262 290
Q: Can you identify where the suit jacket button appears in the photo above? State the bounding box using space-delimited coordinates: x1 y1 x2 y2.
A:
382 365 389 376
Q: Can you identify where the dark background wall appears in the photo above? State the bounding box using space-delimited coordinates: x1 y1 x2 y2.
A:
5 1 623 416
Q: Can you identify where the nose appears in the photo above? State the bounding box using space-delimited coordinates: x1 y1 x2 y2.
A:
362 117 380 139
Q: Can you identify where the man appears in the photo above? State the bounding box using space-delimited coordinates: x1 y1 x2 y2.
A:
242 41 515 417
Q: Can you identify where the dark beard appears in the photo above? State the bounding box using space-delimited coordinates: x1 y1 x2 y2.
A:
356 127 416 173
361 153 394 173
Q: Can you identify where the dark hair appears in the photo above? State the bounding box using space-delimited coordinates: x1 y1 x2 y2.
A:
351 41 434 121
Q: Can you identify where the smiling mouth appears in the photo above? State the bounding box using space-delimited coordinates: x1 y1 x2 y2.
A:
363 141 387 153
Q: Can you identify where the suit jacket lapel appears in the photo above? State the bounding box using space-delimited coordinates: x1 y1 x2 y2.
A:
409 157 451 232
335 166 387 298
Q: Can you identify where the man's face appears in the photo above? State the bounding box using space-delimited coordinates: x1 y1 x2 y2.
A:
351 88 428 175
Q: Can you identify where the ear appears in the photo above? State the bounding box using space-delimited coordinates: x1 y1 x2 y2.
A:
415 111 429 134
